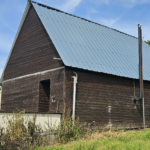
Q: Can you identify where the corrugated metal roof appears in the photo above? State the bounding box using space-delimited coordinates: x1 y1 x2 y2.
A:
32 1 150 81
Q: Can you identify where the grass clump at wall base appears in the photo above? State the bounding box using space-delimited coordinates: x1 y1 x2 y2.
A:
37 128 150 150
57 109 86 143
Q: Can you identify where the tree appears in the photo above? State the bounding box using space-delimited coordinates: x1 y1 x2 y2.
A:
145 40 150 46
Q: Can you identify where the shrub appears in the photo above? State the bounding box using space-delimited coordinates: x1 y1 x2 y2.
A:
57 109 86 143
0 110 38 150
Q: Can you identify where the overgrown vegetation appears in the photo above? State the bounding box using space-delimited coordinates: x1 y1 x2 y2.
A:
1 110 150 150
0 110 45 150
57 109 86 143
0 109 86 149
37 129 150 150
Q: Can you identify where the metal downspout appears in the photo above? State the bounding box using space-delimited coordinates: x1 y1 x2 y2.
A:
138 24 145 130
72 72 78 126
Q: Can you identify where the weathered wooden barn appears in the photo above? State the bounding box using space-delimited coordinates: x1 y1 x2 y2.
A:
1 0 150 128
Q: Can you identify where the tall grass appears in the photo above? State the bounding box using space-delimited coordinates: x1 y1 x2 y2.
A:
1 110 150 150
0 110 42 150
37 129 150 150
57 109 86 143
0 109 86 149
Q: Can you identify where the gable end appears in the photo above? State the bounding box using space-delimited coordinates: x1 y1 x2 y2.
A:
3 3 63 80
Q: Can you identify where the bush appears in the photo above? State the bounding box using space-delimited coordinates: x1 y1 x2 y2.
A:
0 109 91 149
57 109 86 143
0 110 38 150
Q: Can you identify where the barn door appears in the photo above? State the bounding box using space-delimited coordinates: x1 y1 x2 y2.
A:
39 79 50 112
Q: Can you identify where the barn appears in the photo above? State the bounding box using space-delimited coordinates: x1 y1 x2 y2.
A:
1 0 150 128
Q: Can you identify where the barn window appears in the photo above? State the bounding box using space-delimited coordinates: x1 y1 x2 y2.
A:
39 79 50 112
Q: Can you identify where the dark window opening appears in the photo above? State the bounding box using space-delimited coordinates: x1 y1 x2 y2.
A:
39 79 50 112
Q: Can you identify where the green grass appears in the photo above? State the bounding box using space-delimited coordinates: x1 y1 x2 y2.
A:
36 128 150 150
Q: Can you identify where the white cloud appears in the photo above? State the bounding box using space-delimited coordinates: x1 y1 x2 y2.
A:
61 0 82 12
98 15 122 26
87 0 150 8
85 8 99 20
110 23 150 41
34 0 82 12
88 0 110 5
115 0 150 8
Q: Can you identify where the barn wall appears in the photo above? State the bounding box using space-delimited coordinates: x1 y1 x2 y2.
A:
3 5 63 80
1 68 64 113
65 67 150 127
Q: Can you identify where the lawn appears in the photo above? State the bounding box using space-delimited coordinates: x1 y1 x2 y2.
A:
36 128 150 150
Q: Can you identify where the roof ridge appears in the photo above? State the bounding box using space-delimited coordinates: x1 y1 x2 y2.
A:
31 0 137 39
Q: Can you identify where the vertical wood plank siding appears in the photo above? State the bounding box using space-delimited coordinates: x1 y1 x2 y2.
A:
65 67 150 127
4 5 63 80
2 69 64 113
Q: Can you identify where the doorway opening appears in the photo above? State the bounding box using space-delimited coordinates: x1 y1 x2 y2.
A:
39 79 50 112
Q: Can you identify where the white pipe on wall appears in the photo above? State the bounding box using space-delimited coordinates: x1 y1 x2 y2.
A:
72 72 78 126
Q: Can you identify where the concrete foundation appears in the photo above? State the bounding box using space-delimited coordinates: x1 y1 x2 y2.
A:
0 113 61 134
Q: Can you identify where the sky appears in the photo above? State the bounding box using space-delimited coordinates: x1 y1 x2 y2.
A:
0 0 150 78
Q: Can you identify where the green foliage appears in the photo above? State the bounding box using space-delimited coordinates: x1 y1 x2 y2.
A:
6 110 29 138
5 110 37 138
39 129 150 150
0 110 38 150
145 40 150 46
0 87 1 91
57 109 85 143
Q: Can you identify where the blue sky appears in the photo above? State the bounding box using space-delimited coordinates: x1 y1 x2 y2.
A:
0 0 150 78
